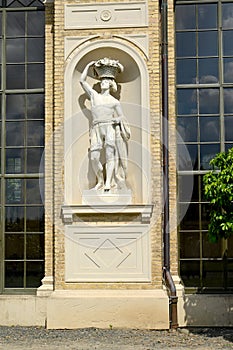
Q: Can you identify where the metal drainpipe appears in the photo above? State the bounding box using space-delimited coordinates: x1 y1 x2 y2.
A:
160 0 178 330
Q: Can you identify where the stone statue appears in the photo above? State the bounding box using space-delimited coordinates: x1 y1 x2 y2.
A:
80 58 130 191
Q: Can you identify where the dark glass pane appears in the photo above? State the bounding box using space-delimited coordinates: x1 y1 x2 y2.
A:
198 31 218 57
222 3 233 29
176 5 196 30
177 89 197 115
225 143 233 151
179 174 198 203
176 59 196 84
178 144 198 171
200 117 220 142
6 12 25 36
180 261 201 287
224 58 233 83
21 0 32 5
201 204 210 230
5 262 24 288
6 65 25 89
228 236 233 258
28 38 44 63
225 117 233 141
27 64 44 89
180 203 199 230
200 144 220 170
26 261 44 288
6 38 25 63
223 31 233 56
203 233 221 258
199 89 219 115
176 32 196 58
6 178 24 204
8 0 23 7
226 262 233 289
198 4 217 29
27 147 43 173
27 121 44 146
6 121 24 146
177 117 197 142
6 95 25 120
199 58 218 84
26 179 42 204
27 11 45 36
26 206 44 232
5 206 24 232
27 94 44 119
26 234 44 259
224 89 233 114
180 232 200 258
6 149 24 174
5 234 24 259
203 261 223 288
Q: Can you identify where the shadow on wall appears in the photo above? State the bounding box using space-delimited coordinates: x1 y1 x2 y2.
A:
183 294 233 327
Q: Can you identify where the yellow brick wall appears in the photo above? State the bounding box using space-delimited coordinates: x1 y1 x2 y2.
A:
44 0 178 290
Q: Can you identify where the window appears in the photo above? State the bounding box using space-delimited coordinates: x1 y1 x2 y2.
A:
0 0 45 292
176 0 233 292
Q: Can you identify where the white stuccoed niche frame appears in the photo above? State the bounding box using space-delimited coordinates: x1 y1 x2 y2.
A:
65 225 151 282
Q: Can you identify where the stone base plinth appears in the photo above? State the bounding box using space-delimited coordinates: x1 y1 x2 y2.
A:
82 189 132 205
46 289 169 329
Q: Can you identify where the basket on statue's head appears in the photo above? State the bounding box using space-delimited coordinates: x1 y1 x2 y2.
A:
93 58 124 80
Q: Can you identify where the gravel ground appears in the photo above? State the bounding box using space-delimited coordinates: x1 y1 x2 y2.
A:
0 327 233 350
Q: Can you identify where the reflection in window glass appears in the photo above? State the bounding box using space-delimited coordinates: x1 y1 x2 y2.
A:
198 31 218 57
6 12 25 36
198 4 217 29
224 88 233 114
26 179 42 204
27 11 45 36
27 148 43 173
222 3 233 29
27 64 44 89
224 58 233 83
199 89 219 114
200 144 220 170
179 174 198 202
27 121 44 146
6 121 25 146
203 261 223 288
180 203 199 230
28 38 44 63
200 117 220 142
6 38 25 63
176 5 196 30
177 117 197 142
176 32 196 58
176 59 196 84
5 206 24 232
6 65 25 89
223 31 233 56
177 89 197 115
6 179 23 204
180 261 201 287
199 58 218 84
6 149 24 174
27 94 44 119
225 117 233 141
178 144 198 171
6 95 25 120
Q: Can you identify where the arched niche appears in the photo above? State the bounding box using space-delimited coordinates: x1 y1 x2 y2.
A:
64 39 151 204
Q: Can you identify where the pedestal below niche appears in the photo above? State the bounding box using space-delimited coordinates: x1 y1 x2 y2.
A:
61 204 153 282
82 189 132 205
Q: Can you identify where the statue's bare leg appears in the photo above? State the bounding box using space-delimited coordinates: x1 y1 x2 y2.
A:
91 150 104 190
105 145 115 191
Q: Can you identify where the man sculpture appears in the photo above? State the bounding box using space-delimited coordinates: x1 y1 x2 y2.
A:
80 58 130 191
